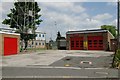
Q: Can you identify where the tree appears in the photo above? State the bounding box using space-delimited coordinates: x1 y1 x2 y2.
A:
101 25 117 37
2 0 42 51
56 31 61 41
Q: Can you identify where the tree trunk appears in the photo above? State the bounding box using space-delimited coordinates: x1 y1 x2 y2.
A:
20 39 24 52
24 40 28 50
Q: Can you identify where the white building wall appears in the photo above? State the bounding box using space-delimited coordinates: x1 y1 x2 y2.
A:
36 33 46 41
28 31 46 49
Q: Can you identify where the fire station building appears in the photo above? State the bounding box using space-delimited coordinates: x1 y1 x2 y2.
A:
66 29 114 51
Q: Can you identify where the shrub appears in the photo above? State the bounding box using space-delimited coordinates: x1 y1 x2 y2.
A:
114 49 120 68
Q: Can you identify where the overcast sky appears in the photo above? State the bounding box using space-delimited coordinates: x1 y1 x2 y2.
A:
1 1 117 42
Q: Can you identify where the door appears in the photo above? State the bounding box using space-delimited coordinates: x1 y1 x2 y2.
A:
70 37 83 50
88 36 103 50
4 37 18 56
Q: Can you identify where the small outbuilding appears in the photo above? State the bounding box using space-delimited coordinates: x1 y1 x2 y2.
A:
66 29 114 51
0 31 20 56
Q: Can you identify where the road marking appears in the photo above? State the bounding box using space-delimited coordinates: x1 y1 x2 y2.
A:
2 65 110 70
95 72 109 75
64 64 71 67
27 66 82 69
27 66 109 70
84 68 109 69
2 76 89 78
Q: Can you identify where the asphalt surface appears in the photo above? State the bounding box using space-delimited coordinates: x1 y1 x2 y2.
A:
50 56 113 68
1 50 118 80
2 66 119 78
1 50 114 67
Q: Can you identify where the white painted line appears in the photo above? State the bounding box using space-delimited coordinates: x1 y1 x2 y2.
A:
95 72 109 75
84 68 109 69
2 76 89 78
27 66 109 70
27 66 82 69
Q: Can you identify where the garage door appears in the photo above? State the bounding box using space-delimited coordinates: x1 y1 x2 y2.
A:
4 37 18 56
88 36 103 50
70 37 83 50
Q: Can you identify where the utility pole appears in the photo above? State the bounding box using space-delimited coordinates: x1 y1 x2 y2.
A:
117 0 120 49
112 0 120 68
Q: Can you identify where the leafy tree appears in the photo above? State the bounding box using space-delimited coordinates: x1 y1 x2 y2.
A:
56 31 61 41
101 25 117 37
2 1 42 51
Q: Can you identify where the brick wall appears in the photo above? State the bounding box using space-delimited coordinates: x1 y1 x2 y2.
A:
66 32 109 50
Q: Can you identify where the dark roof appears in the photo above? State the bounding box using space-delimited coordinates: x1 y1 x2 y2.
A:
66 29 114 38
66 29 108 34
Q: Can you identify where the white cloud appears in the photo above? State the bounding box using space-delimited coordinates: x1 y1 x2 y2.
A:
39 2 86 14
1 2 117 42
38 2 108 41
93 13 113 21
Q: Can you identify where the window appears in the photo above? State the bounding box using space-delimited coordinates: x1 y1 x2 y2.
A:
71 41 74 47
42 43 44 45
76 41 79 47
88 40 92 42
36 42 38 45
39 43 41 45
94 40 97 42
42 34 44 37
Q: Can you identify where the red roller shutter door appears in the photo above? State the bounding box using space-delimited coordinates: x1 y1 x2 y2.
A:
70 37 83 50
4 37 18 56
88 36 103 50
